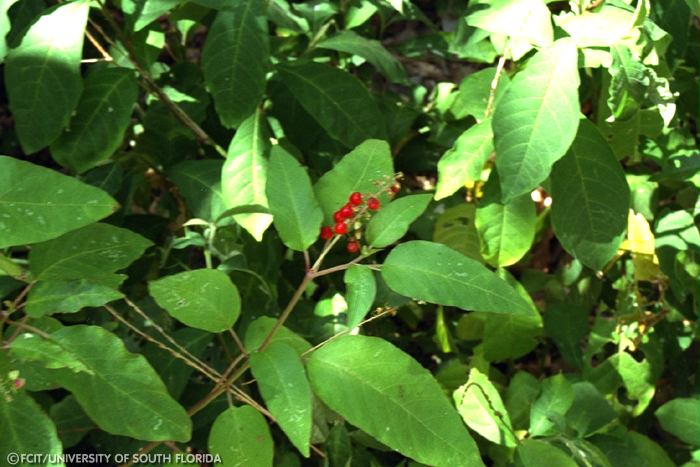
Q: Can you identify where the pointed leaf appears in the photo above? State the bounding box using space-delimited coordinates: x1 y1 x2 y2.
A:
435 119 494 200
4 1 89 153
202 0 269 128
475 172 535 267
314 140 394 222
655 398 700 446
344 265 376 328
492 38 580 201
516 439 577 467
221 110 273 240
149 269 241 333
0 157 118 248
529 374 573 437
366 194 432 248
250 342 313 457
50 67 138 173
168 159 227 222
43 325 192 441
209 406 273 467
266 146 323 251
29 223 152 283
382 241 532 314
551 120 630 270
276 62 385 147
307 335 484 466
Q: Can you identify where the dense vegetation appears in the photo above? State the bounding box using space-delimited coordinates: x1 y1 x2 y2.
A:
0 0 698 466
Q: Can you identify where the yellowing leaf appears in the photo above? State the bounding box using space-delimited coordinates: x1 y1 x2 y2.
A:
619 210 660 281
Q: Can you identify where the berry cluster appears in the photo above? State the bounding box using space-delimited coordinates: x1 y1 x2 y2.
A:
320 181 400 253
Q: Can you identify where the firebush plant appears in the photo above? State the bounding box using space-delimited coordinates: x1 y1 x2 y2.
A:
0 0 698 466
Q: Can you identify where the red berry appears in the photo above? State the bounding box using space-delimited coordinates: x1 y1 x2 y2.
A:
320 226 333 240
340 204 354 218
13 378 25 390
349 192 362 206
346 241 359 253
334 222 348 235
333 211 344 222
391 183 400 194
367 197 380 210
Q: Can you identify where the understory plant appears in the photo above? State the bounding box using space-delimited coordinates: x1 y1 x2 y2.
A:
0 0 698 466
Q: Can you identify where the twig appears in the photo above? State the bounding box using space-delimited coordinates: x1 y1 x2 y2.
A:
484 54 507 119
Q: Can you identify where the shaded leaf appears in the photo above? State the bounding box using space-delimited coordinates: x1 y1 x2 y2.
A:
365 194 432 248
344 265 376 328
208 405 274 467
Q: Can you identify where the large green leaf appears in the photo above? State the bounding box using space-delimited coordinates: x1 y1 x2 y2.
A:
344 265 376 328
454 368 517 447
249 342 313 457
202 0 269 128
29 223 152 284
307 335 484 466
529 374 573 437
25 280 123 318
475 171 535 267
41 326 192 441
0 391 64 467
590 432 675 467
382 241 532 314
492 38 580 201
50 67 138 173
655 398 700 446
565 382 616 437
4 1 89 154
9 332 93 375
435 119 494 201
551 120 630 271
317 31 407 84
0 157 118 248
266 146 323 251
168 159 227 222
450 68 510 121
365 194 432 248
221 110 273 241
314 140 394 222
208 405 274 467
149 269 241 333
276 62 385 147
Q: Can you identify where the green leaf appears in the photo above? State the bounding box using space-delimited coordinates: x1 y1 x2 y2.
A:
307 335 484 466
250 342 313 457
221 109 273 241
130 0 181 31
466 0 553 60
0 157 118 248
276 62 385 147
317 31 407 84
382 241 532 314
454 368 517 447
529 374 574 437
0 392 64 467
607 45 649 121
450 68 510 121
515 439 577 467
344 265 376 328
201 0 269 128
9 332 93 374
590 432 675 467
366 194 432 248
314 140 394 222
433 204 483 261
244 316 312 355
475 171 535 267
435 120 494 201
492 38 580 201
50 67 138 173
565 382 616 437
149 269 241 333
506 371 541 430
208 405 274 467
29 223 152 284
655 398 700 446
50 395 95 449
551 119 630 271
25 280 122 318
168 160 227 222
43 325 192 441
266 146 323 251
0 0 19 63
4 1 89 153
